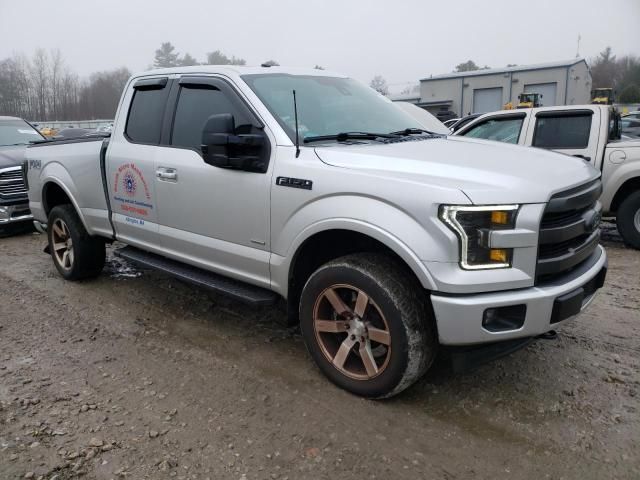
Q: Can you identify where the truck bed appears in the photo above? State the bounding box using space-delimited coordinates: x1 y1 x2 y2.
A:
27 135 113 237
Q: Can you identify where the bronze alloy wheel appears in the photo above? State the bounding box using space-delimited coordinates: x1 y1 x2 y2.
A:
313 284 392 380
51 218 74 270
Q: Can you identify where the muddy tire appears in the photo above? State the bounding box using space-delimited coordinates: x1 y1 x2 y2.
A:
299 253 437 398
617 191 640 250
47 205 105 280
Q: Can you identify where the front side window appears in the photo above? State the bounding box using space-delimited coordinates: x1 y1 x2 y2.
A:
242 74 421 142
171 85 251 150
125 86 169 144
0 119 44 147
462 117 524 144
533 114 592 149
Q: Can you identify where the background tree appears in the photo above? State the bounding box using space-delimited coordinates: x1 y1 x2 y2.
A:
206 50 246 65
619 84 640 103
314 65 325 70
31 48 48 120
154 42 180 68
455 60 490 72
590 47 618 88
589 47 640 102
369 75 389 95
179 53 199 66
79 67 131 119
400 84 420 95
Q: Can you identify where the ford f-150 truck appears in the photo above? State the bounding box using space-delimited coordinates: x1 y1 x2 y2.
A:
453 105 640 249
26 66 607 398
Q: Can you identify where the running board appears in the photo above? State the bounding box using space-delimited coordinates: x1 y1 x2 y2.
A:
114 246 279 306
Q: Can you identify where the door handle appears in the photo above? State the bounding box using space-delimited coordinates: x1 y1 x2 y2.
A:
156 167 177 181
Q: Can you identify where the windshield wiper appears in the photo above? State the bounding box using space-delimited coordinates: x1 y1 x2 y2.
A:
304 131 400 144
389 128 442 136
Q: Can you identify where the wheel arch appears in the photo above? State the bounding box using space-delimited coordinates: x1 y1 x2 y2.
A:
609 176 640 214
278 221 437 325
41 177 90 233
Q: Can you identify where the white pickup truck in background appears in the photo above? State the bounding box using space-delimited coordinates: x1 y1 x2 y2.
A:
454 105 640 248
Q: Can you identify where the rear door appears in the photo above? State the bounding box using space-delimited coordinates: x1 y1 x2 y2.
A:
523 108 602 165
106 77 170 249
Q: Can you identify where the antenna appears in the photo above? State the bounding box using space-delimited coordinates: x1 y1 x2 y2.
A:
293 90 300 158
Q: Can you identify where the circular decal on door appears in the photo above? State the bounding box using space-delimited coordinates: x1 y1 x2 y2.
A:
123 171 137 196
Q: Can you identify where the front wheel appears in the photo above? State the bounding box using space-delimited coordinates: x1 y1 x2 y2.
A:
299 253 437 398
48 205 105 280
617 191 640 249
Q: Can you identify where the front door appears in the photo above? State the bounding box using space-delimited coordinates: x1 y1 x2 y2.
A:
154 76 273 288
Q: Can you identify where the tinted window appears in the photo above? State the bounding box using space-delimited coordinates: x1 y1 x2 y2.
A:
125 87 168 144
463 117 523 144
171 86 251 150
533 114 591 149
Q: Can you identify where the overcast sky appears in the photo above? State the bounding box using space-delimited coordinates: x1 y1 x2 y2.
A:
1 0 638 92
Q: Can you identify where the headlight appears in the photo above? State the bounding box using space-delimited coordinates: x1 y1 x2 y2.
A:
440 205 519 270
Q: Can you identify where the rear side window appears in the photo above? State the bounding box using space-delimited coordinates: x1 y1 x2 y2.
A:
125 82 169 144
533 114 592 149
171 85 251 150
463 117 524 144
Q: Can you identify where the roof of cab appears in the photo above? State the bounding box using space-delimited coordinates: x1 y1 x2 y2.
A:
131 65 347 80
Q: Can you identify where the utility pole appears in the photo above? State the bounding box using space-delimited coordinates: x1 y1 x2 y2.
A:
576 34 581 58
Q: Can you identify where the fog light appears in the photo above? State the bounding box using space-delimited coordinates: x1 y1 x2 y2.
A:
482 305 527 332
489 249 508 263
0 206 9 221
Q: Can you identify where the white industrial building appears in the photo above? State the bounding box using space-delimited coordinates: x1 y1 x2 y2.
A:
401 59 592 117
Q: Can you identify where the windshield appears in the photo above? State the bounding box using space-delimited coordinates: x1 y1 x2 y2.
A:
242 74 422 142
0 119 44 146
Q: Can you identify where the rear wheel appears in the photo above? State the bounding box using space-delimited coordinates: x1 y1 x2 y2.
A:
48 205 105 280
299 253 437 398
616 191 640 249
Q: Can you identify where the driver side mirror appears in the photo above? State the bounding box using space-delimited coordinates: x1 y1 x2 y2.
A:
201 113 267 173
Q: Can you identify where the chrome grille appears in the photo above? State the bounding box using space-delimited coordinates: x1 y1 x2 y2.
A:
537 179 602 283
0 166 27 198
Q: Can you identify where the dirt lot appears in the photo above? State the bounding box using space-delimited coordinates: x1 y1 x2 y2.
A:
0 222 638 480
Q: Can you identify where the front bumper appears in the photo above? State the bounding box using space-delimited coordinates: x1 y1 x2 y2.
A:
431 245 607 345
0 203 33 225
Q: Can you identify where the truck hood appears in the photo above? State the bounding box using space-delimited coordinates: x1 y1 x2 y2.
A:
314 136 600 204
0 145 27 170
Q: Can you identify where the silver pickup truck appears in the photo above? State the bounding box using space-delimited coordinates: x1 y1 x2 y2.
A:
26 66 607 398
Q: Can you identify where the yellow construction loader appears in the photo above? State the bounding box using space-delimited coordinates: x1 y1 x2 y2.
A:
591 88 615 105
517 93 542 108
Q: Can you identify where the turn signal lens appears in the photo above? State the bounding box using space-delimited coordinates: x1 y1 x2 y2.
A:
491 211 509 225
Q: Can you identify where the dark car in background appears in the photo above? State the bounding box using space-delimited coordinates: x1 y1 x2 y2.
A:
0 116 44 233
52 127 94 139
621 116 640 138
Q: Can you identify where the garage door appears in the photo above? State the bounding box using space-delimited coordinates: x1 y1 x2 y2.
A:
473 88 503 113
524 83 557 106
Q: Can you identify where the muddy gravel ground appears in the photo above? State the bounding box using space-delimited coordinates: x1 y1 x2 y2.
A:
0 222 638 480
